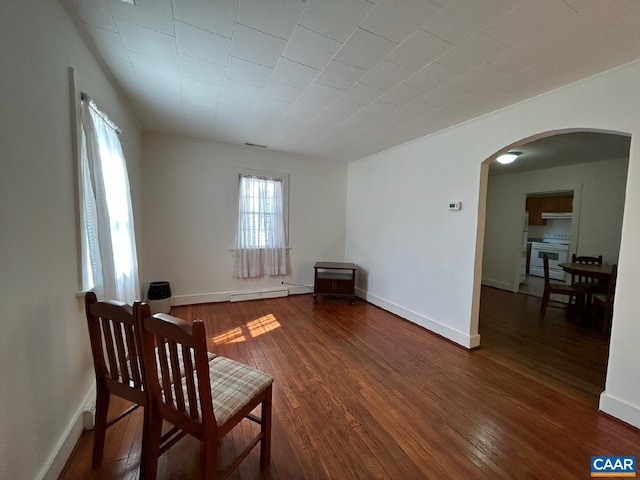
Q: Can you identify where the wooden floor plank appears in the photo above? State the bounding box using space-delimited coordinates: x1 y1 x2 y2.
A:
60 289 639 479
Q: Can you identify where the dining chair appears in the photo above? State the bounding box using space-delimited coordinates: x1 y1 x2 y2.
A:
592 264 617 333
570 254 603 302
139 311 274 480
540 255 585 317
84 291 149 470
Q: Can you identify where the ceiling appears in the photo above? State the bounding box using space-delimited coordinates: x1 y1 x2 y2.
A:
61 0 640 162
488 132 632 176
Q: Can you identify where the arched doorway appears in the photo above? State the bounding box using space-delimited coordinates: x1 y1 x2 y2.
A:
475 129 630 407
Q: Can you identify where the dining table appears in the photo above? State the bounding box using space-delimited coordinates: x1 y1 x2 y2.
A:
558 262 613 282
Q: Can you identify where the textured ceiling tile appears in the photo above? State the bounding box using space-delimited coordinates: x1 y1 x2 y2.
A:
419 83 468 107
449 62 509 92
334 28 398 70
357 99 397 118
299 0 374 42
86 25 128 59
68 0 118 31
230 24 286 68
393 100 439 119
488 35 558 74
379 83 425 106
115 18 177 63
175 22 231 66
227 56 273 87
422 0 509 45
270 58 320 89
339 82 385 105
237 0 305 39
221 78 263 101
108 0 174 34
262 80 305 102
385 29 454 71
289 98 327 115
298 82 344 104
179 54 226 86
282 25 342 70
437 32 507 73
404 61 460 91
483 0 576 48
315 60 367 90
181 77 222 107
360 0 442 43
172 0 238 39
129 51 181 93
359 59 415 90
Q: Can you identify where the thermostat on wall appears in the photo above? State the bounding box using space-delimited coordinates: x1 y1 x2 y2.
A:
449 202 462 211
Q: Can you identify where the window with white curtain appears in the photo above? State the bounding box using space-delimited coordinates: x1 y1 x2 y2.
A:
233 172 288 278
79 95 140 304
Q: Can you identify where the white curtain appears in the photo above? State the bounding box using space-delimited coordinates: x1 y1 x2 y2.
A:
80 98 140 304
233 175 287 278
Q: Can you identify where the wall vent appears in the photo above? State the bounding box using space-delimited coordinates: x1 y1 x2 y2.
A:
229 288 287 302
83 400 96 430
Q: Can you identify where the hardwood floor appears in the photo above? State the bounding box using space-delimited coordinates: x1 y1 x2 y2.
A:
60 291 639 479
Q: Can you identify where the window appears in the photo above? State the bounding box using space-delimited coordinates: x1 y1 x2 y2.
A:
79 95 140 304
233 173 288 278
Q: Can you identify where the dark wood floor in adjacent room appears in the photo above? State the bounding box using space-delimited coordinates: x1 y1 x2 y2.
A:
60 288 639 479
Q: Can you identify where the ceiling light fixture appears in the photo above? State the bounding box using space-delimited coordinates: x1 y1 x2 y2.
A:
496 152 520 164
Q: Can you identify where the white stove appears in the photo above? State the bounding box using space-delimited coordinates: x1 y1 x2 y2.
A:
529 234 571 280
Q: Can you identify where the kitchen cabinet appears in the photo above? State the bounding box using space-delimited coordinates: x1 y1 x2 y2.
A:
526 195 573 225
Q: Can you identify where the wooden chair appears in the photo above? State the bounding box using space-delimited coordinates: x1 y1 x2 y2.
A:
84 291 149 470
592 264 617 333
139 312 274 480
570 254 603 307
540 255 585 317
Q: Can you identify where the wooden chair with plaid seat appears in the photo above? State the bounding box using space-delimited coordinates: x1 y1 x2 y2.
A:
84 292 149 471
138 310 274 479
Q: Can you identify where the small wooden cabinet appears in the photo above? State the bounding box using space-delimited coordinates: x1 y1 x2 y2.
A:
313 262 357 305
526 195 573 225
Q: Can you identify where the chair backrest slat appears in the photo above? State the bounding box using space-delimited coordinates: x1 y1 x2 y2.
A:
124 323 142 386
112 322 130 384
571 254 603 284
100 319 120 381
182 348 199 419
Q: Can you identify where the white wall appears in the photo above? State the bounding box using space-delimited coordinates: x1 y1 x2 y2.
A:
483 157 629 291
0 3 141 480
141 135 347 303
346 59 640 429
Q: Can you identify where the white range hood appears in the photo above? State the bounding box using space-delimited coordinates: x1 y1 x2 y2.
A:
541 212 573 220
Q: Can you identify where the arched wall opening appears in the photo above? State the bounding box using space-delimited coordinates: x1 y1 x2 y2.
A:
471 128 631 405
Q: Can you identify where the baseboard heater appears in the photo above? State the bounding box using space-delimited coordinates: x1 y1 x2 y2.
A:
229 288 288 302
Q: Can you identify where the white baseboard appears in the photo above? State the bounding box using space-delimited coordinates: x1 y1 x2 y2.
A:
481 278 514 291
40 382 96 480
599 391 640 430
356 288 480 349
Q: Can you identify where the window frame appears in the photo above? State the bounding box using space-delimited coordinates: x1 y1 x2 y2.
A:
234 167 290 250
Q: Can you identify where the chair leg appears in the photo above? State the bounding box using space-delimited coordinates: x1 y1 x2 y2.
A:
260 386 273 469
92 385 110 468
540 291 549 317
141 408 163 480
201 437 218 480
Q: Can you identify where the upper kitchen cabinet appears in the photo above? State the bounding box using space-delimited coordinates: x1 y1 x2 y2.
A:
526 194 573 225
